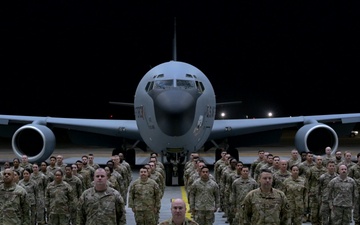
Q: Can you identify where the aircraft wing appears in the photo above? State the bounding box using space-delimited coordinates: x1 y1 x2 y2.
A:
0 115 140 139
209 113 360 154
210 113 360 139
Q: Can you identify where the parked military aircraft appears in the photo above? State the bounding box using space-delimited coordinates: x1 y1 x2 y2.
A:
0 57 359 166
1 20 360 178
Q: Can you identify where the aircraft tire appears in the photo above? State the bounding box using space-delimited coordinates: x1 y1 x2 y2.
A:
165 163 172 186
112 147 122 156
112 147 136 167
126 148 136 167
177 164 185 186
227 148 239 161
215 148 222 163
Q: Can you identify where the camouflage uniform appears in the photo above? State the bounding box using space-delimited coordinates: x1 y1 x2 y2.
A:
220 162 237 223
40 168 54 183
318 171 338 225
322 155 336 167
0 183 30 224
77 186 126 225
283 175 308 225
328 176 358 225
56 162 67 173
187 171 215 198
30 172 48 224
128 178 161 225
337 160 356 172
121 160 132 182
242 187 290 225
63 174 83 225
109 168 126 200
11 165 24 179
253 160 266 181
82 164 95 181
287 157 301 170
230 176 258 225
78 168 92 190
272 170 291 192
150 168 165 196
47 165 60 176
107 173 123 195
298 160 315 178
189 176 220 225
88 162 100 170
154 163 166 181
305 162 327 225
214 157 227 183
250 157 262 179
226 170 242 225
217 162 229 214
298 158 314 220
18 178 38 225
20 161 33 172
114 162 130 202
114 162 130 188
158 217 199 225
149 167 165 223
348 163 360 224
73 173 85 192
45 180 75 225
184 162 196 189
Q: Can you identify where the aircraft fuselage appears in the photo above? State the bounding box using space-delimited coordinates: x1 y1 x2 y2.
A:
134 61 216 154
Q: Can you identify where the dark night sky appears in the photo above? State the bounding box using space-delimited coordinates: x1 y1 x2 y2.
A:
1 2 360 120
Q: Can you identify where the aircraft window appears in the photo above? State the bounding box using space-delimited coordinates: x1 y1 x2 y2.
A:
196 81 205 93
145 81 154 92
186 74 193 78
154 80 173 89
176 80 195 89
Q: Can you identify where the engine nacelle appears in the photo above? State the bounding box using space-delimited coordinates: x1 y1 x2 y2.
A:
294 123 338 156
12 124 56 163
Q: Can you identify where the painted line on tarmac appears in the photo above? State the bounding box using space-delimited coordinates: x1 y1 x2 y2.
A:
180 186 192 219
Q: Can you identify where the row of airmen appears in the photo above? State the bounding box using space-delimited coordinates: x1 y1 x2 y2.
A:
183 147 360 225
0 153 165 225
0 152 135 225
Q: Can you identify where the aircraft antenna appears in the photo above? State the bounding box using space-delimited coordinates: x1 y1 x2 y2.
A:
173 17 177 61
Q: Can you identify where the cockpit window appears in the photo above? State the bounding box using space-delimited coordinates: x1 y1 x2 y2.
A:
145 81 154 92
154 80 173 89
147 78 203 93
196 81 204 93
176 80 195 89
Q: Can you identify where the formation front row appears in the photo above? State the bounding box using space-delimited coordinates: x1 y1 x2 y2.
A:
1 158 358 225
0 167 126 225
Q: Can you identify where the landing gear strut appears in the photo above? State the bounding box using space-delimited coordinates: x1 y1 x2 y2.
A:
163 151 188 186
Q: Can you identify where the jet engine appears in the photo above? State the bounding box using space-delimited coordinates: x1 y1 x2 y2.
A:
12 124 56 162
294 122 338 156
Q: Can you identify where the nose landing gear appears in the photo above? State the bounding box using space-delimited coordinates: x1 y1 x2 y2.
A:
163 151 188 186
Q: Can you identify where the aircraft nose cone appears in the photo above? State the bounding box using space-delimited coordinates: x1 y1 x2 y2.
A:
153 89 198 136
155 90 194 114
